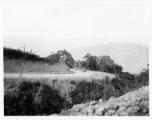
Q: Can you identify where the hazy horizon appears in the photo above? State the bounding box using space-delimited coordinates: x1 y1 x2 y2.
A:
3 0 150 57
4 40 148 57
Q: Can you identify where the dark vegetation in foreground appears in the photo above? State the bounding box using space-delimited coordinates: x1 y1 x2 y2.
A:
4 68 149 115
70 68 149 104
4 81 70 116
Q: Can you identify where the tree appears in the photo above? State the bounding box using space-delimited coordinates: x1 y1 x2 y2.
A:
98 56 123 74
82 53 123 73
46 50 74 68
98 56 115 66
83 53 99 70
81 60 87 68
46 53 60 63
83 53 91 60
57 50 74 68
111 64 123 74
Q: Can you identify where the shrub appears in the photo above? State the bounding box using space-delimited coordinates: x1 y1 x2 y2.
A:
4 81 69 116
99 64 123 74
70 78 116 105
134 69 149 87
70 68 149 105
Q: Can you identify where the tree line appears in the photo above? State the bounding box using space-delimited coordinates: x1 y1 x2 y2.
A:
74 53 123 74
46 50 123 74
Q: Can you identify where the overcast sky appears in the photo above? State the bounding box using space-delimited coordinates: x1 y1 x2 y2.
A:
3 0 151 57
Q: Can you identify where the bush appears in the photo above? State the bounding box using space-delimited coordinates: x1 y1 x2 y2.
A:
70 68 149 105
4 81 69 116
70 78 116 104
46 53 60 63
99 64 123 74
135 69 149 87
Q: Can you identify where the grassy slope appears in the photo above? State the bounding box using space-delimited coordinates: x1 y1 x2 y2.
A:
4 47 70 73
4 47 49 62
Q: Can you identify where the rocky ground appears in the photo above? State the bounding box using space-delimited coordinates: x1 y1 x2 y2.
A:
59 85 149 116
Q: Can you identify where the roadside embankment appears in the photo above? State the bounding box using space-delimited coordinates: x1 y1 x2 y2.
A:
4 60 70 73
60 86 149 116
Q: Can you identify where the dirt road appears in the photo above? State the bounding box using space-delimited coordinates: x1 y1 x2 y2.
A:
4 69 115 81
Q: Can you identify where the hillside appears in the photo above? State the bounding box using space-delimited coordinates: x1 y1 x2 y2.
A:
60 85 149 116
4 60 70 73
4 47 70 73
4 47 50 62
70 42 148 73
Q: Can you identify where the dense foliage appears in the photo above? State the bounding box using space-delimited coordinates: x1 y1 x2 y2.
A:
46 53 60 63
47 49 74 68
70 68 149 105
83 53 99 70
4 47 51 63
75 53 123 74
70 78 115 104
4 81 69 115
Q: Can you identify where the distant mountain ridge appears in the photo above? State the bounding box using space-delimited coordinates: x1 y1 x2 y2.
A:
70 42 149 73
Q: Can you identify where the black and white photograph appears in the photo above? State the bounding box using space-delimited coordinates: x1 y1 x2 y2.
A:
2 0 150 116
